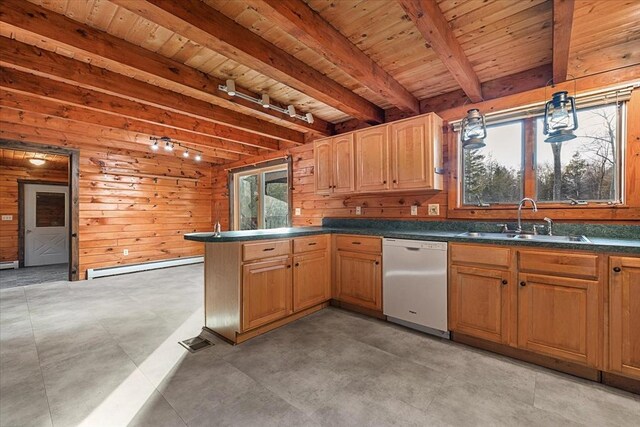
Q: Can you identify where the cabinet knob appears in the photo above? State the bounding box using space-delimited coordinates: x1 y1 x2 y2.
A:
393 179 397 183
287 265 291 269
501 280 508 285
295 262 300 267
383 180 387 184
613 266 621 273
520 281 526 287
375 261 380 265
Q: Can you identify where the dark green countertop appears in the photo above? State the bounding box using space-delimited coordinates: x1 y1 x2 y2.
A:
184 225 640 254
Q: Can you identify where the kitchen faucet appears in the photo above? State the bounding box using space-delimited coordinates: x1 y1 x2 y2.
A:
517 198 538 233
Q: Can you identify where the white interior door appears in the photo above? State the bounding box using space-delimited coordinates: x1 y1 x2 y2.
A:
24 184 69 267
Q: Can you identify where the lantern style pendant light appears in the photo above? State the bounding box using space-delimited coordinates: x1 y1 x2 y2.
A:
461 108 487 150
543 90 578 143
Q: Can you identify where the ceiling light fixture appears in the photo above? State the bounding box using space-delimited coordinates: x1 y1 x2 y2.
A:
543 91 578 143
29 158 46 166
218 79 314 124
460 108 487 150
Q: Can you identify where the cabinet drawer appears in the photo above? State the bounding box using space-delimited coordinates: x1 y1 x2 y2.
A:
518 250 598 279
450 243 511 268
242 239 290 262
293 235 328 254
335 235 381 253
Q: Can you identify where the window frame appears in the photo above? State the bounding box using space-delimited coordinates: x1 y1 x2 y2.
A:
446 92 640 220
229 158 292 231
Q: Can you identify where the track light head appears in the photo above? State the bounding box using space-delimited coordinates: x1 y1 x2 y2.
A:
194 152 202 161
183 149 189 158
305 113 314 124
287 105 296 117
261 93 270 108
226 79 236 96
150 140 159 150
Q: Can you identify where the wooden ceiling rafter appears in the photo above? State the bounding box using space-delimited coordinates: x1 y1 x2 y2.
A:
552 0 576 84
0 37 306 145
0 0 333 138
0 89 247 161
110 0 385 124
245 0 419 114
397 0 483 102
0 64 279 153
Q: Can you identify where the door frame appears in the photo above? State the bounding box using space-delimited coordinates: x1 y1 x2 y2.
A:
1 139 80 281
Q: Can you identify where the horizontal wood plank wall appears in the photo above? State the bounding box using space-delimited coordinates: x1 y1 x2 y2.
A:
0 158 68 262
211 142 448 230
78 147 212 278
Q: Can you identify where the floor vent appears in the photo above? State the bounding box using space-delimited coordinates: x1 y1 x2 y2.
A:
86 256 203 279
179 335 213 353
0 261 19 270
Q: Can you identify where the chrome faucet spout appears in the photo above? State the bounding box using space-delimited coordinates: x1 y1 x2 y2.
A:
517 198 538 233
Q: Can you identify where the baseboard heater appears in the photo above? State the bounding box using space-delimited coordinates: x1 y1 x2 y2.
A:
0 261 19 270
86 256 203 280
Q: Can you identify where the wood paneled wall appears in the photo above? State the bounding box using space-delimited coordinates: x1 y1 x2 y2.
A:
78 147 212 278
1 142 213 278
0 154 68 262
211 142 448 231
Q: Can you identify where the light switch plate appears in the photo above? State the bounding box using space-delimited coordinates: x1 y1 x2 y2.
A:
295 207 301 216
355 206 362 215
428 204 440 216
410 205 418 216
1 215 12 221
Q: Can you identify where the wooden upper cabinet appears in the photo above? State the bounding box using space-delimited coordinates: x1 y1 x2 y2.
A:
314 138 333 195
241 257 292 331
314 134 355 195
390 114 443 191
355 126 389 192
449 265 510 344
517 272 601 367
609 256 640 379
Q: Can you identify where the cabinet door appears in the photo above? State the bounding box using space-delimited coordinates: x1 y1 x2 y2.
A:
390 116 432 190
449 265 510 344
335 250 382 310
517 273 600 367
332 134 355 194
355 126 389 192
242 258 292 331
314 138 333 195
609 256 640 379
293 250 331 312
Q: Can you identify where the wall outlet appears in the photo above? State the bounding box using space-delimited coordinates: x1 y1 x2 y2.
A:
123 249 129 256
428 204 440 216
355 206 362 215
1 215 12 221
295 207 301 216
410 205 418 216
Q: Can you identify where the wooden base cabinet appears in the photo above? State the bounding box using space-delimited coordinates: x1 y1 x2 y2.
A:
335 250 382 310
609 256 640 379
517 273 600 367
293 250 331 312
242 257 292 331
449 265 510 344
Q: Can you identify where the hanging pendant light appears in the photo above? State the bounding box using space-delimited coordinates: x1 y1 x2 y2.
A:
543 90 578 143
461 108 487 150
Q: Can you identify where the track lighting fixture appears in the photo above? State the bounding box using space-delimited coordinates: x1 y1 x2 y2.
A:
149 137 203 163
218 79 315 123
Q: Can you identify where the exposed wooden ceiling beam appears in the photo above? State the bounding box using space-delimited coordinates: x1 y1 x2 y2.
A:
0 37 305 145
0 93 245 161
111 0 385 124
0 0 332 136
552 0 576 84
0 121 227 164
397 0 483 102
0 65 278 152
246 0 419 114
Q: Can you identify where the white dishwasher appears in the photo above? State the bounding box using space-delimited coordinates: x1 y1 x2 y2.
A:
383 238 449 338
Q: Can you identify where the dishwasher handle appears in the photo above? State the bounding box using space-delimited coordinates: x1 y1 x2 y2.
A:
405 247 421 251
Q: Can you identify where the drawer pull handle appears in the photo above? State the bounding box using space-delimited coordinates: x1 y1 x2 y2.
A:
520 281 526 287
263 248 275 252
308 242 317 246
613 267 621 272
501 280 508 285
352 241 362 245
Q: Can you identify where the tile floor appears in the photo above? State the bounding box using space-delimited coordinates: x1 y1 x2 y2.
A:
0 264 638 427
0 263 68 289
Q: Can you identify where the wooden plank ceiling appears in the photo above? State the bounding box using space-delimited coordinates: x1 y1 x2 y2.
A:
0 148 69 170
0 0 638 165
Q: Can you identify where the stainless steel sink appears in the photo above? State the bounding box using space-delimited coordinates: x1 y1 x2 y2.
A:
458 231 591 244
513 234 591 243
